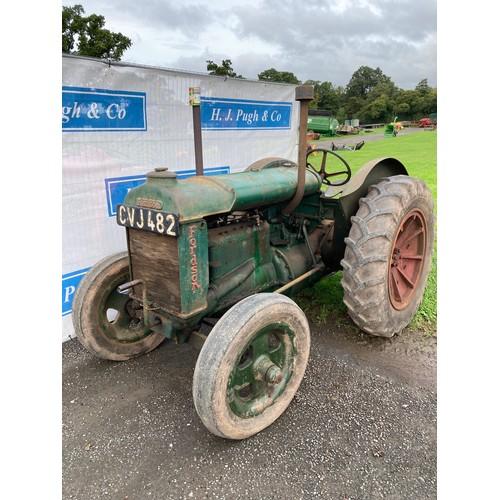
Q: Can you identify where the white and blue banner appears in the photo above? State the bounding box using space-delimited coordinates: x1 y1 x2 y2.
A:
201 97 291 130
62 87 147 132
62 55 299 340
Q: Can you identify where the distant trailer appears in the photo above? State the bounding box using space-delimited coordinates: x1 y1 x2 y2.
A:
307 110 339 136
362 123 384 129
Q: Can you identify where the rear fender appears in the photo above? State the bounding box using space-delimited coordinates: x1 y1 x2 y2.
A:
339 157 407 221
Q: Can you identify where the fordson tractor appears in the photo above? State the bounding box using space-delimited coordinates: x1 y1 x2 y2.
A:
73 86 434 440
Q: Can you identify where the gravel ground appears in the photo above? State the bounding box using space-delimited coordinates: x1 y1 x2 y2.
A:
62 320 437 500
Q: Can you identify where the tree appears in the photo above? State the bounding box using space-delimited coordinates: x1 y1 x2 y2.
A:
345 66 392 100
393 90 423 121
420 87 437 116
415 79 431 95
62 4 132 61
206 60 243 78
361 95 392 123
366 81 399 101
257 68 300 84
343 96 365 121
304 80 343 115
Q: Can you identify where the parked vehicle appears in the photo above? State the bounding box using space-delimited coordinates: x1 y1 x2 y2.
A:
73 86 435 440
307 110 339 136
419 117 432 128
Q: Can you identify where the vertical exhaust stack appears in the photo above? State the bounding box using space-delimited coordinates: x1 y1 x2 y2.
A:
283 85 315 216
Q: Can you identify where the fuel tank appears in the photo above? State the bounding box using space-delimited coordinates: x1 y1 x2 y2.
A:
123 165 322 222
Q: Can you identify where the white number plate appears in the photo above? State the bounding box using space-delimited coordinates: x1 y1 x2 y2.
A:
116 204 179 237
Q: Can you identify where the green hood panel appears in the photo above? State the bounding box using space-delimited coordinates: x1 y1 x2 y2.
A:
124 166 322 222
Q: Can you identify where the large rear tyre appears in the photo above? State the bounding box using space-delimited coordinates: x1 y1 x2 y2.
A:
193 294 310 440
341 176 434 337
72 252 165 361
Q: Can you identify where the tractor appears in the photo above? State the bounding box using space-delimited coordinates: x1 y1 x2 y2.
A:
72 86 434 440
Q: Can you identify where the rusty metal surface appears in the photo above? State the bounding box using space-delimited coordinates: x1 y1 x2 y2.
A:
283 86 314 216
128 229 182 313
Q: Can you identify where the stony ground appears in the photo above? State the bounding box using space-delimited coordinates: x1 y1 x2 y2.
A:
62 319 436 500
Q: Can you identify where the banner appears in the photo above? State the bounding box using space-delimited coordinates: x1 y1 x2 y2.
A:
62 55 299 340
201 97 291 130
62 86 147 132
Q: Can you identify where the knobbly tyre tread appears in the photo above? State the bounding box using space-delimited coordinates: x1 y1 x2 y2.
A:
340 175 435 337
192 293 310 440
72 252 165 361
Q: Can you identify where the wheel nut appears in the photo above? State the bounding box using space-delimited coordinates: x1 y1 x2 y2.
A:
254 357 283 384
265 365 283 384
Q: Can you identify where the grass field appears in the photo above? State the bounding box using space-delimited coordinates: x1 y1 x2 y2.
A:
297 129 438 336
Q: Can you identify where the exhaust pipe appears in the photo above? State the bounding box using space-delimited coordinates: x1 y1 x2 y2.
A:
283 85 314 216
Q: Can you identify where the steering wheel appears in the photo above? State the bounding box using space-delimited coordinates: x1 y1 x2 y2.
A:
306 148 352 186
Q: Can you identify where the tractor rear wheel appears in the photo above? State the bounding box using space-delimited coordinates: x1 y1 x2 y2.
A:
193 293 310 440
341 176 434 337
72 252 165 361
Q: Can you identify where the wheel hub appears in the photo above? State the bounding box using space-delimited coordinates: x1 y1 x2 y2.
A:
388 209 427 310
227 325 292 418
125 299 144 328
254 357 283 384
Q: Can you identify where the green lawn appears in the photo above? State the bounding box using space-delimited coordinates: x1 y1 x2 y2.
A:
297 129 438 336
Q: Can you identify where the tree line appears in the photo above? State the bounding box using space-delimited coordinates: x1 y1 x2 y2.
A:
207 60 436 124
63 5 436 124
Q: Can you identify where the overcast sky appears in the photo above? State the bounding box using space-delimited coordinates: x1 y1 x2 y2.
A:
64 0 437 90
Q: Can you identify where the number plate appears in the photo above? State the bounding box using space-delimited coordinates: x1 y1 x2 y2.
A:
116 204 179 237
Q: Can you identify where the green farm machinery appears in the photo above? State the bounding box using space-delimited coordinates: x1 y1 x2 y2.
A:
73 86 434 439
385 116 402 137
307 109 339 136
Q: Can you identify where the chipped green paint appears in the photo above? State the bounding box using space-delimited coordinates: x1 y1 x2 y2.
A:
123 166 322 223
227 322 296 418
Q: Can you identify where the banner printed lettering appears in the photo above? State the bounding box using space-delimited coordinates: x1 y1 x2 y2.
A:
201 97 291 130
62 268 91 316
62 86 147 132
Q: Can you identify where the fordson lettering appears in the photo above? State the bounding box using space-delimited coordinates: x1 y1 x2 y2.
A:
189 225 200 291
137 198 163 210
116 204 178 236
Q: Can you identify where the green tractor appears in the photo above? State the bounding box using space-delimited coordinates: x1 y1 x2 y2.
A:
73 86 434 440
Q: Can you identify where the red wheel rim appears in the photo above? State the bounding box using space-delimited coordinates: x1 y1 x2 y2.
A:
389 209 427 310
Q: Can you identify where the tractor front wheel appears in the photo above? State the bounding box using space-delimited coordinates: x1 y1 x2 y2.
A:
341 175 434 337
72 252 165 361
193 293 310 440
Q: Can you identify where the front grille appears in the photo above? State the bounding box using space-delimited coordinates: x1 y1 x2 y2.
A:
128 229 182 313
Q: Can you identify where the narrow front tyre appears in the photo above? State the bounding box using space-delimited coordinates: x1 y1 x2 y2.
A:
193 293 310 440
72 252 165 361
